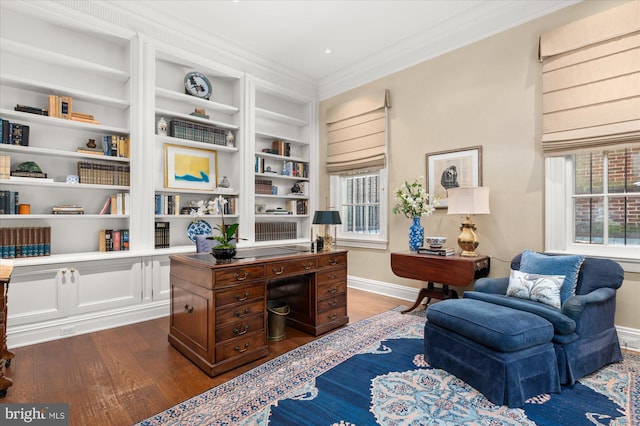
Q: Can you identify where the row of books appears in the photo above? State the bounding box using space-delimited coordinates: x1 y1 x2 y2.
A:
285 199 309 215
46 96 100 124
271 140 291 157
99 192 130 215
77 161 130 186
98 229 129 252
417 247 456 256
0 155 8 179
255 178 274 195
0 227 51 258
154 222 170 248
1 118 30 146
0 191 19 214
255 158 308 178
76 135 130 158
255 221 297 242
169 119 227 145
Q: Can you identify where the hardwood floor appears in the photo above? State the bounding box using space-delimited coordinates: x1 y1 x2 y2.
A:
2 288 407 425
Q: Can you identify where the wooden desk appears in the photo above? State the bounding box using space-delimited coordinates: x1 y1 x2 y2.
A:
0 260 15 398
169 248 348 377
391 252 490 313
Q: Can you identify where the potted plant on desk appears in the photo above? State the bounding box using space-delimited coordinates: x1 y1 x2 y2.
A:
205 196 241 263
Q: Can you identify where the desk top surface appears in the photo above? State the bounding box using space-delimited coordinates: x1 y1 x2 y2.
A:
171 246 347 268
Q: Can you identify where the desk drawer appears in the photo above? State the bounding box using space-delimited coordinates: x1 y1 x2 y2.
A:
215 332 265 363
317 294 347 313
317 306 347 327
216 300 264 325
267 258 317 279
316 267 347 285
215 282 265 308
318 253 347 269
216 314 264 343
317 280 347 300
214 266 265 287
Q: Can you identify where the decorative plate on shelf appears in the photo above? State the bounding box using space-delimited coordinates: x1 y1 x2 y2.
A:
186 219 213 243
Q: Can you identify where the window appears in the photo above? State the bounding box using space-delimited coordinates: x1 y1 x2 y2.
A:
546 147 640 265
330 169 387 249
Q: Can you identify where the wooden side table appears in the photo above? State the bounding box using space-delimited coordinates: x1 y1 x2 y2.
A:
391 252 490 313
0 260 14 398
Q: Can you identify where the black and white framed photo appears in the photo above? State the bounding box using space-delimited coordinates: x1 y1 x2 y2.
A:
425 146 482 209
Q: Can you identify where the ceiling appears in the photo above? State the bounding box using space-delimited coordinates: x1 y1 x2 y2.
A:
110 0 580 98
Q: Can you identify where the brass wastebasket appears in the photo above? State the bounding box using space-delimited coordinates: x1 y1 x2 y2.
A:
267 300 290 341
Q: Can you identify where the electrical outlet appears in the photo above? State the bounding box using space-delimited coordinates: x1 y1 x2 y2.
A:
60 326 76 336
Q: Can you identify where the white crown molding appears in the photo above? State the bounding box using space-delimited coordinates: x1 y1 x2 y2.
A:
317 0 581 100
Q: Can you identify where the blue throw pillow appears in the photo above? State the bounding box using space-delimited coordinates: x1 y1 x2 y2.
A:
519 250 584 305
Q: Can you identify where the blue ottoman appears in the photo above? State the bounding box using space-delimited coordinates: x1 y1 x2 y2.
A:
424 298 560 407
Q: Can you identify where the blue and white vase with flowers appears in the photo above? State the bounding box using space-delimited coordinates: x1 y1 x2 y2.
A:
392 178 439 251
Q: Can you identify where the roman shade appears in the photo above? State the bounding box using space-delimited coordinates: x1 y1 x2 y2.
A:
325 89 391 173
539 1 640 155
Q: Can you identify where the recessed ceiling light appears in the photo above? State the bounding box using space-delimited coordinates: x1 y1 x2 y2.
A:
324 48 332 54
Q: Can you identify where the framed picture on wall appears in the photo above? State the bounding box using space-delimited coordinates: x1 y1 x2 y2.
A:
165 144 218 191
425 146 482 209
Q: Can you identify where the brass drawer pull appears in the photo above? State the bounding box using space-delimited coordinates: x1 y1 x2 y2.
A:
327 274 338 280
234 272 249 281
234 342 250 353
234 291 250 302
272 266 285 275
234 308 250 318
328 298 338 307
327 312 337 320
328 257 337 266
233 325 249 336
184 304 194 314
302 262 313 270
328 286 338 294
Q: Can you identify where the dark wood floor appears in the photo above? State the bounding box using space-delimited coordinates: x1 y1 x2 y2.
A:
2 288 406 425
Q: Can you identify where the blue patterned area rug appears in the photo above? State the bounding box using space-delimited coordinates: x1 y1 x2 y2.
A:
138 307 639 425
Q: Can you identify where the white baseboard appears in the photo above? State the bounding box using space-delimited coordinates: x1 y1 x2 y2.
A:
7 301 170 349
348 275 640 353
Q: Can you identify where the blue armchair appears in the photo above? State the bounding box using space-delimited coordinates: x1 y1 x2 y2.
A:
464 252 624 385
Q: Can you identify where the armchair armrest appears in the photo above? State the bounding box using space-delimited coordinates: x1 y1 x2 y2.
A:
474 277 509 295
561 287 616 321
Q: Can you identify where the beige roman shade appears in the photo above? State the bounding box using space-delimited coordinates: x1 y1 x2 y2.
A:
539 1 640 155
325 89 391 173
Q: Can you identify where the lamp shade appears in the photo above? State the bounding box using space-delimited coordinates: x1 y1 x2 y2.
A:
312 210 342 225
447 187 490 215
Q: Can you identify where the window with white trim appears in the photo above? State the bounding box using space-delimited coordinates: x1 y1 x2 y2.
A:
546 147 640 262
330 169 387 249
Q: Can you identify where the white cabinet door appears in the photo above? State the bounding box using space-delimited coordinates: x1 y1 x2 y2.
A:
7 264 67 327
67 258 142 316
151 255 171 301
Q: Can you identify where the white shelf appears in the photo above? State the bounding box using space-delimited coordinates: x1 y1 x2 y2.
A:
154 214 239 219
0 38 130 82
0 144 130 162
154 187 239 196
1 74 130 109
0 179 129 190
255 152 307 163
0 214 129 220
155 108 239 131
255 172 308 181
255 129 307 145
255 214 309 219
155 87 238 114
255 107 308 126
255 194 309 200
0 109 130 134
154 135 239 153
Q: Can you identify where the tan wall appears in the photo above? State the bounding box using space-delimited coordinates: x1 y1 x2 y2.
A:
318 0 640 330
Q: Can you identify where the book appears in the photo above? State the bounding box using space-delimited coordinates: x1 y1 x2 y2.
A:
76 147 104 155
14 104 47 115
417 247 455 256
9 175 54 183
99 196 111 214
60 96 72 119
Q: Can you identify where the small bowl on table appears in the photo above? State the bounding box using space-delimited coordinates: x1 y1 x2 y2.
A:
425 236 446 249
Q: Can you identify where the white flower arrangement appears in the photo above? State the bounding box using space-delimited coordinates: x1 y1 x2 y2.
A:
392 178 439 218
